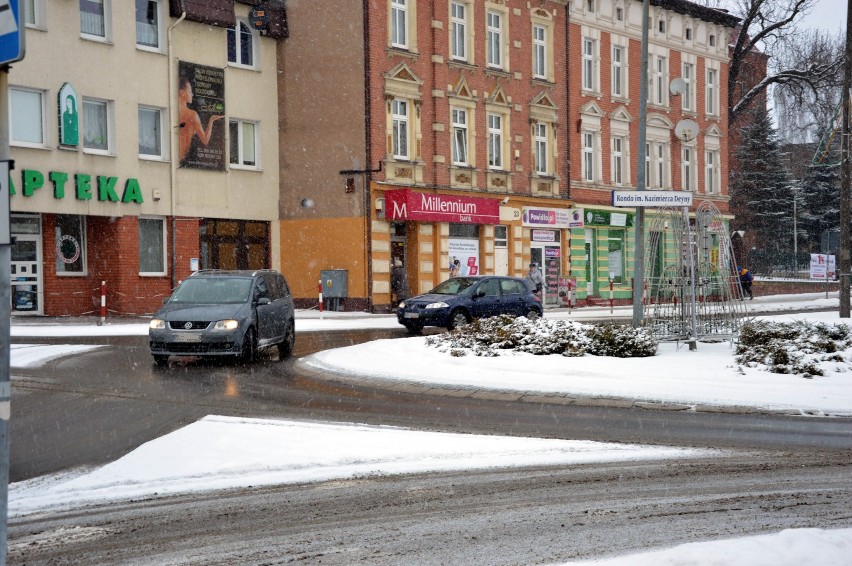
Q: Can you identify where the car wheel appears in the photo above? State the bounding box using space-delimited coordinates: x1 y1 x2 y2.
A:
525 308 542 320
239 327 257 364
447 309 470 330
153 354 169 367
277 318 296 359
403 322 424 335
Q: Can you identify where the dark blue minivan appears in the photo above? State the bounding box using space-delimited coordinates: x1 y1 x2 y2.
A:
396 276 542 334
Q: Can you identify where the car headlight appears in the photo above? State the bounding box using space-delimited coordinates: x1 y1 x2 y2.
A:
213 319 240 331
149 319 166 330
398 301 406 308
425 302 449 309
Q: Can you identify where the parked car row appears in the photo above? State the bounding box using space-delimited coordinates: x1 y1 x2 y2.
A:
148 272 541 366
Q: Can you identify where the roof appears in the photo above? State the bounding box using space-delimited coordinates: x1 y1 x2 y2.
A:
652 0 741 28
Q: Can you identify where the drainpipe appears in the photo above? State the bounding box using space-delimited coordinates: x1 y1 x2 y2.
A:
362 0 373 311
167 7 187 290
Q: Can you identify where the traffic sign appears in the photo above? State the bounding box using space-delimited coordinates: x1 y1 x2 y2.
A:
0 0 25 66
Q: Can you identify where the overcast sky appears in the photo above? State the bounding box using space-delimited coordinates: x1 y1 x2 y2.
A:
801 0 847 34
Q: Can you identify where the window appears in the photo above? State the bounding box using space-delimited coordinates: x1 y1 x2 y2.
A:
83 98 112 153
650 55 668 106
24 0 45 28
392 98 409 159
682 62 694 111
706 68 718 115
488 113 503 169
645 141 668 188
451 108 468 165
136 0 160 49
486 10 503 69
586 0 594 12
616 7 623 21
582 37 596 91
450 2 467 61
80 0 109 40
229 119 258 167
612 136 624 185
533 24 546 79
709 34 716 47
658 19 665 33
139 217 166 275
611 45 624 97
534 122 548 174
682 147 694 191
228 20 257 67
138 106 164 158
685 27 692 41
10 87 45 147
705 150 718 193
391 0 408 49
55 215 86 275
582 132 595 182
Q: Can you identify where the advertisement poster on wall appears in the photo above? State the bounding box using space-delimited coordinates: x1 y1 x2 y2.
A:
448 239 480 276
178 61 226 171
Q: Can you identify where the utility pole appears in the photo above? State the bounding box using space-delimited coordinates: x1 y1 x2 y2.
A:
840 0 852 318
631 0 649 327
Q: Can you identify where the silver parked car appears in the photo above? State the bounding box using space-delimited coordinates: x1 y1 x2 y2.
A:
148 269 296 366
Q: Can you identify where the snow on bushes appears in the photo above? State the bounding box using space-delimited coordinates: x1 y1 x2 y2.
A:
735 319 852 377
425 315 657 358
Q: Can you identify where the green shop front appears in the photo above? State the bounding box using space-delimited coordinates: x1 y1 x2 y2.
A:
572 209 635 302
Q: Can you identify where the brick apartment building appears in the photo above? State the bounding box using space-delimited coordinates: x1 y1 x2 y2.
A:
279 0 575 311
279 0 739 311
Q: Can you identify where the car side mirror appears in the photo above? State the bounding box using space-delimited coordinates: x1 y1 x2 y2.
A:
256 297 271 306
474 289 485 298
162 296 171 304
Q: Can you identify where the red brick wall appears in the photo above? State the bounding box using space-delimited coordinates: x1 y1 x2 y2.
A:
40 215 200 317
367 0 570 193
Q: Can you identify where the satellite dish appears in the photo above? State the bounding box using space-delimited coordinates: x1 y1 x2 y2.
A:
675 119 699 142
669 77 687 96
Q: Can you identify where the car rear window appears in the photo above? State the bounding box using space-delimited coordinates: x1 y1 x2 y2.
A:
171 278 253 304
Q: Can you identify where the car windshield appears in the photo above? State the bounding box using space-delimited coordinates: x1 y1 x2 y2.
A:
169 278 253 304
428 278 479 296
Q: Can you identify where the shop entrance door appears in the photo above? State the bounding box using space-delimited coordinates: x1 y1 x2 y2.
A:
494 225 508 276
11 233 42 315
530 240 561 307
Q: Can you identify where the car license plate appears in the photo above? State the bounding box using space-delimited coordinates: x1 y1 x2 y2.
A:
404 312 420 319
173 333 201 342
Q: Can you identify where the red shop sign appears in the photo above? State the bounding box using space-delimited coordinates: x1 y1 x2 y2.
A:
385 189 500 225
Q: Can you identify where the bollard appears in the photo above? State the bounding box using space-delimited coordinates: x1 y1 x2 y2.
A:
318 280 324 317
98 280 106 326
609 279 614 314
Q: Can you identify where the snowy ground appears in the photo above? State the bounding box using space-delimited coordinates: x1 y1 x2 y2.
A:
9 292 852 564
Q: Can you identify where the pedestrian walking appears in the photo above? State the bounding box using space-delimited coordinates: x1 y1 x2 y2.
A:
739 266 753 300
526 262 546 300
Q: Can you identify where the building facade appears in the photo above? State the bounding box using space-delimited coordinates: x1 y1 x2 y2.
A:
9 0 285 316
566 0 739 302
279 0 738 311
280 0 575 312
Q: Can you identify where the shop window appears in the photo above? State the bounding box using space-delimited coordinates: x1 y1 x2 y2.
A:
55 215 87 275
449 223 479 238
139 217 166 275
608 231 625 283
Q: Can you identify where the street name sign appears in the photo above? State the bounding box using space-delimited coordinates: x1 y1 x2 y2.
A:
0 0 24 66
611 190 693 208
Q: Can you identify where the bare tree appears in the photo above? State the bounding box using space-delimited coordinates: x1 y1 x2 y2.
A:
707 0 845 128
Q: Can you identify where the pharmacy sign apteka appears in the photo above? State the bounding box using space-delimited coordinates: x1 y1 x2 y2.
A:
611 190 693 207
